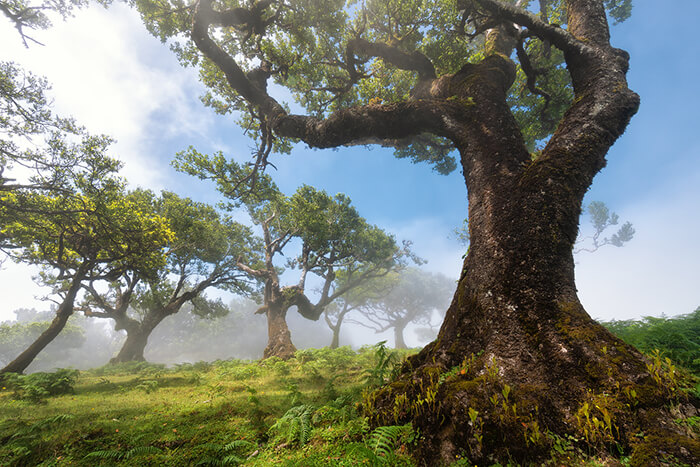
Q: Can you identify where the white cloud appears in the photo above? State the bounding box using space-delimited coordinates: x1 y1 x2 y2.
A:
1 3 215 189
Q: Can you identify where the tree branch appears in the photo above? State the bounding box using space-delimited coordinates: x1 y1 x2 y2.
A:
347 37 436 80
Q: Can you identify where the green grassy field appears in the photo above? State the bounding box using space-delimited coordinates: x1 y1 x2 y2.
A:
1 344 697 466
0 346 420 466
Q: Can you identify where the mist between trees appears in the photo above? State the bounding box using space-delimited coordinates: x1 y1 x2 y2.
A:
0 288 454 373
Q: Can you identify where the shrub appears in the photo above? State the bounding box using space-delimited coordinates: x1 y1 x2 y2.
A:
3 369 79 402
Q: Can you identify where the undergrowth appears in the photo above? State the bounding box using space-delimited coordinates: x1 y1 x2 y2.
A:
0 344 416 466
1 342 696 466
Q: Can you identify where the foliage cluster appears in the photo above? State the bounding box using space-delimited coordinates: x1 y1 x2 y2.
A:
601 308 700 376
1 368 79 403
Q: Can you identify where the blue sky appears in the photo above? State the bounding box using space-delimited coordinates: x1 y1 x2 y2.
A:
1 1 699 343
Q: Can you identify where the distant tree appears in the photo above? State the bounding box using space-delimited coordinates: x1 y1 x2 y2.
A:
346 268 455 349
323 267 400 349
175 151 413 359
0 167 173 374
574 201 634 254
79 191 260 363
0 310 85 369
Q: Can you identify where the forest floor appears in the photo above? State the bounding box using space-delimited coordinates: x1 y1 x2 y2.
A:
0 344 697 466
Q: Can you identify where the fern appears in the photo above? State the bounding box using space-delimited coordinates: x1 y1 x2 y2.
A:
366 424 414 462
124 445 162 459
84 445 162 461
11 414 75 439
84 449 125 460
268 404 316 446
194 439 256 466
364 341 399 388
223 439 256 451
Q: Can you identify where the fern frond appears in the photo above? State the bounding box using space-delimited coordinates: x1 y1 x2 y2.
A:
84 449 125 460
223 439 255 451
268 404 316 446
220 454 246 465
124 445 162 459
367 424 412 459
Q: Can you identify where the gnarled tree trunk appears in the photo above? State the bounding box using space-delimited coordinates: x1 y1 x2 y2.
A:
187 0 699 463
109 311 168 363
364 42 698 467
263 301 296 360
394 323 408 350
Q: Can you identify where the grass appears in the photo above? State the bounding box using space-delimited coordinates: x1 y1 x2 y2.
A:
1 343 697 466
0 345 417 466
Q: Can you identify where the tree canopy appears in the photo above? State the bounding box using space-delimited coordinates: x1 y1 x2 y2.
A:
176 149 413 358
79 190 260 362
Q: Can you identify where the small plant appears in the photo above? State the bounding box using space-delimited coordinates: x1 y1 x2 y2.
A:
646 349 680 396
1 414 75 464
468 407 484 452
3 369 79 402
194 439 256 466
84 445 162 461
363 341 399 388
286 381 304 406
268 404 316 446
354 424 415 465
135 379 159 394
244 385 267 431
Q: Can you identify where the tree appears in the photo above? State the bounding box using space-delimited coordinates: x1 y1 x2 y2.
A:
134 0 697 463
79 191 260 363
247 184 410 359
0 0 87 47
574 200 634 253
0 163 173 374
334 268 455 349
0 309 85 370
323 267 398 349
176 152 412 359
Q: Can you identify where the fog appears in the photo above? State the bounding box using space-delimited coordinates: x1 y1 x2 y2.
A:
0 286 459 373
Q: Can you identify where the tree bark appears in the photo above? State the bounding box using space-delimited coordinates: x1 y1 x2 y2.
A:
263 301 296 360
329 327 340 349
0 273 83 374
394 323 407 350
109 309 168 363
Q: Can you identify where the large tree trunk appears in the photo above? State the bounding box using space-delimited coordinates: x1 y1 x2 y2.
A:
0 275 83 375
367 142 699 462
110 311 166 363
263 302 296 360
329 325 340 349
364 25 698 467
394 324 407 350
